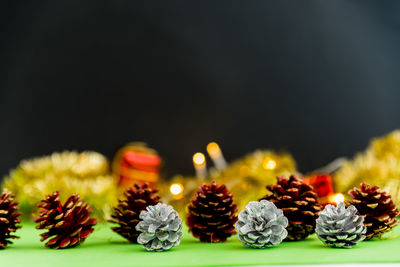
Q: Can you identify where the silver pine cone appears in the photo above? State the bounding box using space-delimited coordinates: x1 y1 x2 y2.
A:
316 202 366 248
236 200 288 248
135 203 182 252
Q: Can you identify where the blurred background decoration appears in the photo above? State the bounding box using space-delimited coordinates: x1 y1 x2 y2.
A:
112 142 161 189
335 130 400 206
211 149 297 211
4 130 400 221
159 142 298 214
2 1 400 225
2 151 117 221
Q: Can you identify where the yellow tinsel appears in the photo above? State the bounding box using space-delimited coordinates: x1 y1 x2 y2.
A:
335 130 400 205
161 150 297 214
2 151 118 221
211 149 297 211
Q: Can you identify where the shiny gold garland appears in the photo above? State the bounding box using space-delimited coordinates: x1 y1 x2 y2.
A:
335 130 400 205
159 149 297 215
2 151 118 221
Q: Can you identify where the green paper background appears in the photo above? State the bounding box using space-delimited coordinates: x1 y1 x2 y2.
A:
2 223 400 267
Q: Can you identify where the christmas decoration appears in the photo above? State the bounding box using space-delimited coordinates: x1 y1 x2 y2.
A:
112 142 161 189
260 175 322 241
303 174 334 203
136 203 182 252
35 191 97 249
193 152 207 179
236 200 288 248
187 181 238 243
207 142 227 171
335 130 400 206
211 150 297 212
347 183 399 240
3 151 117 221
0 189 22 249
316 202 366 248
160 149 297 216
157 175 202 218
109 183 160 243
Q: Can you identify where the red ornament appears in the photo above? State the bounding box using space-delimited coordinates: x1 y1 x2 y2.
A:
303 174 334 199
112 143 161 189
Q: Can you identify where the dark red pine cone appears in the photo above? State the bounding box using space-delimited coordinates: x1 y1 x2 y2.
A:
35 191 97 249
187 181 238 243
260 175 322 241
109 183 160 243
0 189 22 249
347 183 399 240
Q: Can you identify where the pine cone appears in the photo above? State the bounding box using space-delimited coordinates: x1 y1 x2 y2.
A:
347 183 399 240
316 202 366 248
187 181 238 243
136 203 182 251
35 191 97 249
236 200 288 248
260 175 322 241
0 189 22 249
110 183 160 243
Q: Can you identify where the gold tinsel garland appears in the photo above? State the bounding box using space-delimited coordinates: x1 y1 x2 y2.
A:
2 151 118 221
159 149 297 215
211 149 297 211
335 130 400 206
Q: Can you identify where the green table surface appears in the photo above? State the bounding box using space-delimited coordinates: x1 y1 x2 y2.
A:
2 222 400 267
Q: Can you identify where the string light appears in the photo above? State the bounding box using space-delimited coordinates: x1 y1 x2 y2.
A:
193 153 205 165
193 152 207 179
206 142 227 171
263 158 277 170
333 193 345 204
328 193 345 205
170 183 183 196
207 142 221 157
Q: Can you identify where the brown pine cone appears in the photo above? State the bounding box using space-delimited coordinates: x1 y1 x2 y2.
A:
35 191 97 249
347 183 399 240
0 189 22 249
109 183 160 243
187 181 238 243
260 175 322 241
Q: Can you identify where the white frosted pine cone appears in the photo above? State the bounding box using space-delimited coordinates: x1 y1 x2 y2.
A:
316 202 366 248
236 200 288 248
136 203 182 252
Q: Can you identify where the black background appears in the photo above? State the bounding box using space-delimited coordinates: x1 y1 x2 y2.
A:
1 1 400 180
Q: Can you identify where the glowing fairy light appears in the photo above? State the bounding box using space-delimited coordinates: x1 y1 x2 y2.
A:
206 142 227 171
193 153 205 165
170 183 184 200
170 183 183 196
328 193 345 205
207 142 221 157
193 152 207 179
334 193 345 204
263 158 277 170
